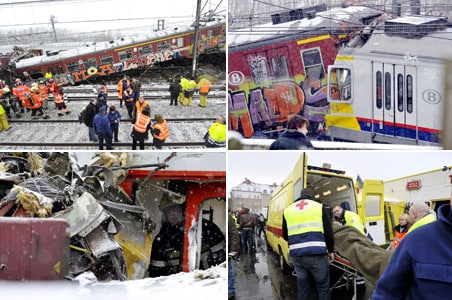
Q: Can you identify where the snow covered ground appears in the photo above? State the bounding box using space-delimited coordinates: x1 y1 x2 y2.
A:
0 263 227 300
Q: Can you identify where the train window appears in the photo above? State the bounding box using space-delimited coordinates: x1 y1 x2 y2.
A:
28 70 44 80
280 56 289 77
100 55 113 65
157 40 170 52
384 72 391 110
177 37 184 48
48 66 64 76
376 71 382 109
246 53 269 84
270 56 289 78
83 58 97 69
301 48 325 81
407 75 413 113
397 74 404 112
119 50 133 61
66 61 80 73
139 45 153 56
329 67 351 102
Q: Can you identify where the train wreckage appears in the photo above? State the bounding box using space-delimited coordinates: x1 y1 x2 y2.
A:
0 152 226 281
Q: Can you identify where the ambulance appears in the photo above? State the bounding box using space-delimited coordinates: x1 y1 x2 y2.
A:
369 166 452 244
265 153 384 274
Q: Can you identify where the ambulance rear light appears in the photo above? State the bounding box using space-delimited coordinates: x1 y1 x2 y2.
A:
307 165 346 175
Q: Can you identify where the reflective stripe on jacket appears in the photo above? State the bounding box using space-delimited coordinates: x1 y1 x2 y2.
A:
134 114 151 133
344 210 366 235
153 120 169 140
284 200 327 256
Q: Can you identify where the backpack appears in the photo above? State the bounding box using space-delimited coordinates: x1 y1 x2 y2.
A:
78 108 86 124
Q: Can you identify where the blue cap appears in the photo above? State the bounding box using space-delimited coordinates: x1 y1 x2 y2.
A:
100 106 107 112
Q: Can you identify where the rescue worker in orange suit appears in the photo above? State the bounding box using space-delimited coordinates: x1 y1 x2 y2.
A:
151 114 169 149
204 115 226 147
28 85 49 119
131 105 151 150
48 78 60 98
197 77 211 107
12 78 28 113
1 85 20 118
38 80 49 110
54 91 71 116
132 95 149 122
117 75 130 108
391 213 411 249
282 187 334 300
148 201 226 277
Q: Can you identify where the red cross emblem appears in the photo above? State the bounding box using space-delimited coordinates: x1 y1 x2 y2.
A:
295 200 309 210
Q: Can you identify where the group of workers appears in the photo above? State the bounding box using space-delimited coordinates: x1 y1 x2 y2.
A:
281 186 449 300
168 74 211 107
0 77 72 131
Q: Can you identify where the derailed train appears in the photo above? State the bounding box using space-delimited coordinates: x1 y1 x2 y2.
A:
10 18 225 86
326 15 452 146
227 5 383 138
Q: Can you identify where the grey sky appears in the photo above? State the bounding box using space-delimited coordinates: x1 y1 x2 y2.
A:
227 151 452 192
0 0 225 31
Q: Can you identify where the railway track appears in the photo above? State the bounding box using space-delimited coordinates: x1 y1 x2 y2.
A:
0 84 226 150
0 141 207 150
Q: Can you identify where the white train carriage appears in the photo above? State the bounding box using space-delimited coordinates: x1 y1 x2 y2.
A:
326 16 451 146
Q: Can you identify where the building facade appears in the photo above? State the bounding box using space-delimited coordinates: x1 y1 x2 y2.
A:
229 178 278 214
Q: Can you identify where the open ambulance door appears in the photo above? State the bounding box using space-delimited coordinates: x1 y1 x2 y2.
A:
358 180 385 245
293 152 308 200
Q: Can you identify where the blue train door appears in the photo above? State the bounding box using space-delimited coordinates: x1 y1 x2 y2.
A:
372 62 417 141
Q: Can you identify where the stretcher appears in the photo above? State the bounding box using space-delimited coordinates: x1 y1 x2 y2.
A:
330 252 365 300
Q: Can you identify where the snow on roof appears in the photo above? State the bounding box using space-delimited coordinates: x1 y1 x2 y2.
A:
228 6 382 48
232 178 277 194
15 19 224 69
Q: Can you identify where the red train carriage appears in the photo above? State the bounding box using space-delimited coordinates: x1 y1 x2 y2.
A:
228 5 382 138
13 19 225 86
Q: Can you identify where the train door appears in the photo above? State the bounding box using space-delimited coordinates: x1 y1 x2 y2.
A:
266 47 291 79
373 62 417 140
394 65 417 140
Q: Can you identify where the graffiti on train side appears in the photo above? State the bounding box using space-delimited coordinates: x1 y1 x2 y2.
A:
228 79 329 138
71 50 176 83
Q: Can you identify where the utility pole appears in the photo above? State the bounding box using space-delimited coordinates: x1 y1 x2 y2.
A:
50 15 58 42
191 0 202 79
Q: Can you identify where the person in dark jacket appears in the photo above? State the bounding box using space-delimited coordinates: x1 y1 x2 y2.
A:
168 76 181 106
372 201 452 300
148 202 226 277
238 208 255 253
228 211 241 299
107 105 121 142
270 114 314 150
282 187 334 300
93 105 113 150
84 98 99 142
